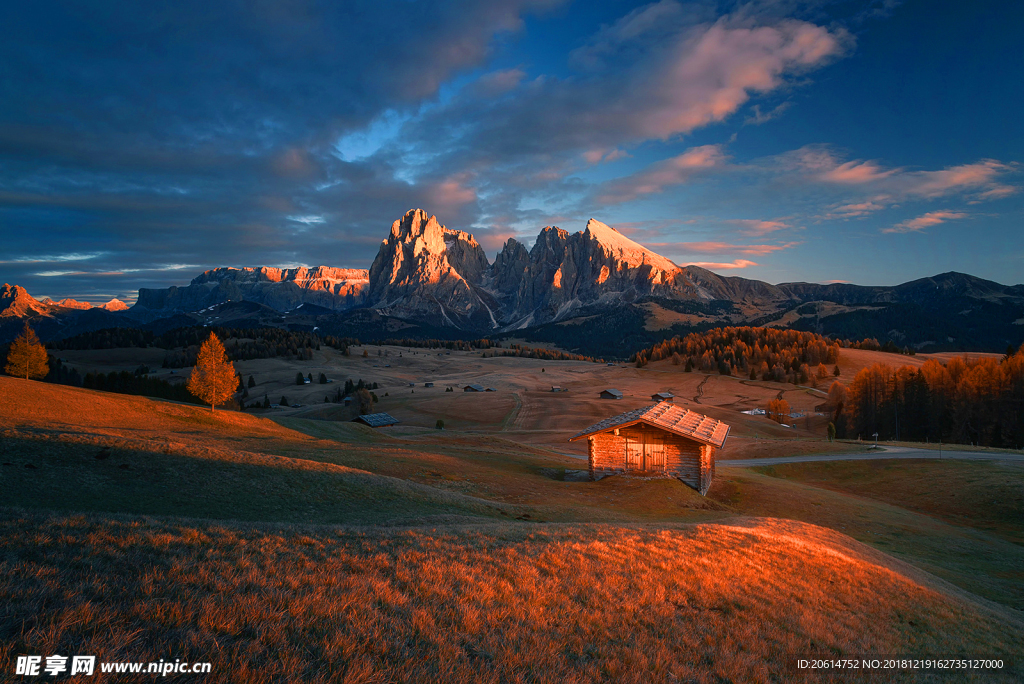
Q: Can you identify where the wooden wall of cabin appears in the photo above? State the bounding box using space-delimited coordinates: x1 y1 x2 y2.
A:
587 425 714 493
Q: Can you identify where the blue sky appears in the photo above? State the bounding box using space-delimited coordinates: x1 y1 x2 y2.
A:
1 0 1021 302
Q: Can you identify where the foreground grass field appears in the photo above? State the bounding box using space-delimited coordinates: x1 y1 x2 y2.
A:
3 376 1023 681
2 511 1022 683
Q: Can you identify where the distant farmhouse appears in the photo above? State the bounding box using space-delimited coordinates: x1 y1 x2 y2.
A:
352 413 400 428
651 392 674 402
570 402 730 495
550 386 568 392
600 388 623 399
423 382 434 388
464 384 485 392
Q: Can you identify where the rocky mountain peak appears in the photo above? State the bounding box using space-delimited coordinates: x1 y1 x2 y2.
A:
101 299 129 311
54 298 93 310
582 218 677 273
367 209 495 328
1 283 50 318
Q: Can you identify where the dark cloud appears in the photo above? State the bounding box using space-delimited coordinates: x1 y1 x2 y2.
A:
0 0 562 300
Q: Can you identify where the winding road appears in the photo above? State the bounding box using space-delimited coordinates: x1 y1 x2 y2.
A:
720 446 1024 468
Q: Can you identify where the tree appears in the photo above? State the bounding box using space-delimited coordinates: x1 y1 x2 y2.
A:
4 324 49 380
435 419 444 430
833 365 841 377
296 372 305 385
671 352 682 366
766 398 790 424
827 422 836 442
357 387 373 414
280 396 289 407
186 333 237 411
307 372 313 383
319 372 327 384
248 375 256 388
263 394 270 409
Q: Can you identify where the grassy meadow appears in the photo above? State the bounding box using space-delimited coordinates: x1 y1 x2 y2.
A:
2 362 1024 681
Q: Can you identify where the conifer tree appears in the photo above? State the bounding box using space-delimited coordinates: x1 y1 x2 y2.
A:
4 324 49 380
186 333 237 411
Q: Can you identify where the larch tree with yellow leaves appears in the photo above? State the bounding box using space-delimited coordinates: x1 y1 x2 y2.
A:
4 324 50 380
186 332 237 411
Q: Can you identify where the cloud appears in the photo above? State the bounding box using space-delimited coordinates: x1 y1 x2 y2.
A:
882 210 967 234
784 147 1019 200
744 101 791 125
682 259 759 269
728 218 792 236
0 252 107 264
825 201 885 218
788 147 896 183
655 240 799 255
596 145 728 204
469 68 527 97
904 160 1017 198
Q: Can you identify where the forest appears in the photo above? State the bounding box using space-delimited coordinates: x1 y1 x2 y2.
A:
831 348 1024 448
44 357 204 405
632 327 841 383
495 344 605 363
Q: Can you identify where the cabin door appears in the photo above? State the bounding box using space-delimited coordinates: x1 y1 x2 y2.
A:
646 436 666 471
626 437 643 470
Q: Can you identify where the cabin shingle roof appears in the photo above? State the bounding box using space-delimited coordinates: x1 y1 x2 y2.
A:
569 402 729 448
352 412 400 427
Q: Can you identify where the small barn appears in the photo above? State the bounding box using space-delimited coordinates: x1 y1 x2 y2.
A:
551 386 568 392
651 391 674 402
423 382 434 388
352 412 400 428
569 402 730 495
600 388 623 399
464 383 485 392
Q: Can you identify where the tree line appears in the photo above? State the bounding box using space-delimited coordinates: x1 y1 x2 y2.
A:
632 327 841 382
49 325 325 367
826 347 1024 448
494 344 606 363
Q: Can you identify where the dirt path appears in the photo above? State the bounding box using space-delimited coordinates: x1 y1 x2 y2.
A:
501 391 523 432
721 446 1024 468
693 375 709 404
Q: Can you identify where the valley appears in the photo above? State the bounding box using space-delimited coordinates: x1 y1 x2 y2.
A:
3 342 1023 681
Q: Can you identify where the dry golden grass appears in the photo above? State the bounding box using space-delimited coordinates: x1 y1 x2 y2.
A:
751 459 1024 545
5 376 1024 681
2 511 1021 683
711 466 1024 611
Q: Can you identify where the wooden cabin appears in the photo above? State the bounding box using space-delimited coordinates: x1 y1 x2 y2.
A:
569 402 730 495
600 388 623 399
464 383 485 392
651 391 674 402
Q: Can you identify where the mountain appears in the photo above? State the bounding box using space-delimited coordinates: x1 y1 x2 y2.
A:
2 284 53 319
4 210 1023 354
134 266 369 317
365 208 496 329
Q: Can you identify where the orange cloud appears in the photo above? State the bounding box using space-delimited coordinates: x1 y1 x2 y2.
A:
661 240 799 255
682 259 758 270
728 218 791 236
597 145 727 204
907 160 1013 198
882 210 967 234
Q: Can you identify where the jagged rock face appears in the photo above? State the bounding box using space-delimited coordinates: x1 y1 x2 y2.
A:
366 209 495 327
53 298 93 310
101 299 129 311
0 283 51 318
136 266 368 313
495 219 703 327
